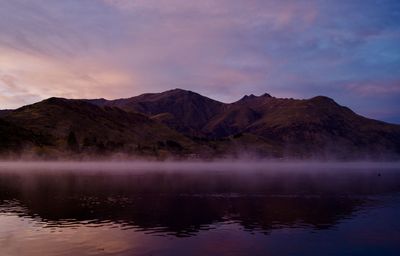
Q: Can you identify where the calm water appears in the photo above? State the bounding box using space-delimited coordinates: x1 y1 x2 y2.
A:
0 162 400 256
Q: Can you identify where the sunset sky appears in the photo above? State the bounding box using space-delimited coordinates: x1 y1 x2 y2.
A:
0 0 399 123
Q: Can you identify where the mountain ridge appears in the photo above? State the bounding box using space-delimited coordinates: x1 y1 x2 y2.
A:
1 89 399 159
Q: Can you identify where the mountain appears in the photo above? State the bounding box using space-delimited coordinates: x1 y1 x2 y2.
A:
88 89 400 159
0 118 48 154
1 89 400 159
88 89 225 137
206 95 400 158
0 97 199 159
0 109 12 117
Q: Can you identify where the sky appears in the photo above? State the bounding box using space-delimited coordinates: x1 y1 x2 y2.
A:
0 0 399 123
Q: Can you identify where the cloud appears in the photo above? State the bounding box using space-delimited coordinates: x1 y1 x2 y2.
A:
343 80 400 96
0 46 139 107
0 0 399 122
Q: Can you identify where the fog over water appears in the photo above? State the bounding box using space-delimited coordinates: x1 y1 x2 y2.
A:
1 160 399 172
1 161 400 195
1 161 400 256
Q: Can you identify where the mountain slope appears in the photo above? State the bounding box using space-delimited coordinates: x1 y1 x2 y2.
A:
88 89 225 137
1 89 399 159
0 118 48 154
90 90 400 158
0 110 12 117
214 95 400 158
1 97 198 158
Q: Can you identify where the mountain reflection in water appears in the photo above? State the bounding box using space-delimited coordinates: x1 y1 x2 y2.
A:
1 163 400 256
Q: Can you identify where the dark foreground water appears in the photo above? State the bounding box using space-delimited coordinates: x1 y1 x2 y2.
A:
0 162 400 256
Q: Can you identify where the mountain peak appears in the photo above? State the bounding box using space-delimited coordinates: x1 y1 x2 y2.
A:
309 95 337 105
240 94 257 100
41 97 70 105
238 92 272 102
166 88 196 95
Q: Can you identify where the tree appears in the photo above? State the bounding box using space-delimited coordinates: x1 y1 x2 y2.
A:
67 131 79 152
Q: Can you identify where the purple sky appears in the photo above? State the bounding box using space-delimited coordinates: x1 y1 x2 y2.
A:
0 0 399 123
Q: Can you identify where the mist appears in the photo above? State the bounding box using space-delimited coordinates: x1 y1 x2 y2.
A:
1 160 400 197
2 159 400 253
0 160 399 172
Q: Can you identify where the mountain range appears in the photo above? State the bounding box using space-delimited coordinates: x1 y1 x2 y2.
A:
1 89 399 160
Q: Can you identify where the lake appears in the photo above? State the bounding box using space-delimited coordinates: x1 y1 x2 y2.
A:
0 162 400 256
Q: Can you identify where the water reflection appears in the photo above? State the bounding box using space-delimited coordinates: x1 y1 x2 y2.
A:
1 167 398 237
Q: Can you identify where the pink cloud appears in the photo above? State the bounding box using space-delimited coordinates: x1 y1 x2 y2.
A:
344 81 400 96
